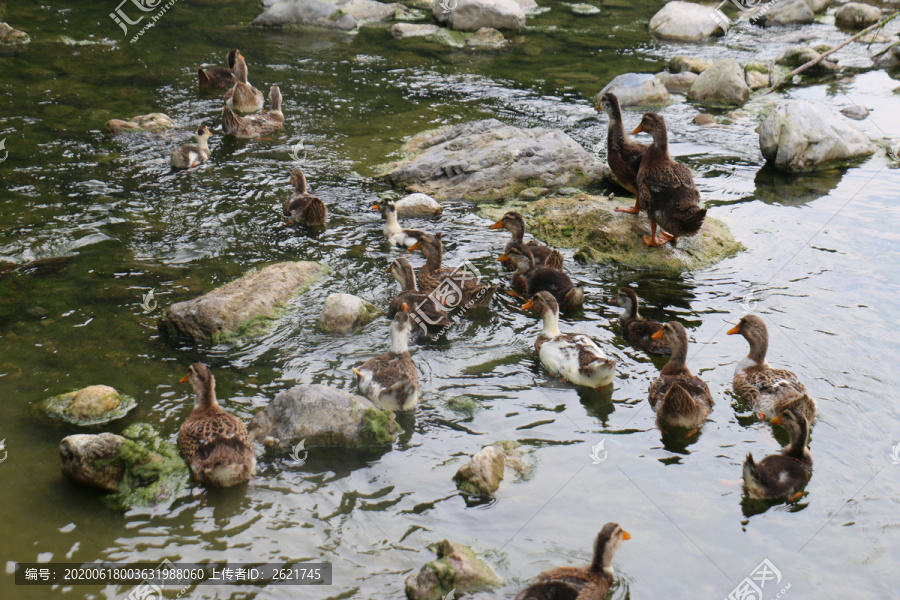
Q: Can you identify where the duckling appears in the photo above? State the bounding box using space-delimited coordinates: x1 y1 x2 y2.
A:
522 291 616 389
502 243 583 310
197 48 238 88
282 168 327 226
596 92 647 215
178 363 255 487
609 287 670 356
170 125 212 169
371 199 425 249
408 233 497 309
727 314 817 422
648 322 713 429
223 50 264 113
743 407 812 500
353 305 420 411
515 523 630 600
387 257 450 337
632 113 706 247
222 85 284 139
489 211 563 271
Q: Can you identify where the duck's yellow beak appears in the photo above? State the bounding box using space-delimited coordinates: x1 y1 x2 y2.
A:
770 415 783 425
489 220 504 229
179 373 189 383
727 324 740 335
352 368 362 378
651 329 664 340
631 124 643 134
498 253 510 262
408 241 420 251
521 299 534 310
371 203 380 210
621 530 632 540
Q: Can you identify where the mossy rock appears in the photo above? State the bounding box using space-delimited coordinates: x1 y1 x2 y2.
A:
405 540 503 600
38 385 137 426
480 194 743 271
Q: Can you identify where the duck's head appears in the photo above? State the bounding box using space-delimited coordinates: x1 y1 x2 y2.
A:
770 406 809 444
290 167 307 190
632 112 666 140
196 124 212 141
591 522 631 579
233 52 249 82
608 286 638 312
652 320 687 349
390 303 414 350
180 362 216 407
388 257 416 289
489 211 525 235
595 92 619 116
371 199 396 217
521 290 558 318
727 314 768 346
408 232 441 255
268 85 283 112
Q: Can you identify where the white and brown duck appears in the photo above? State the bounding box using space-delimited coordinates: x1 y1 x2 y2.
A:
371 199 425 249
222 85 283 138
283 168 327 226
353 306 420 411
170 124 212 169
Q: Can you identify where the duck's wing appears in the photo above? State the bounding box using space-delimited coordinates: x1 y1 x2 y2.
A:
623 318 671 355
179 413 252 464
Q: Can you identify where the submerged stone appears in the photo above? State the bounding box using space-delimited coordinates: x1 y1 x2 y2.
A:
405 540 503 600
317 293 383 334
38 385 137 426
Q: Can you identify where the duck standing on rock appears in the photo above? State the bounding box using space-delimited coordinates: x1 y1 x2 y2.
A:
727 314 817 422
170 125 212 169
502 243 583 310
609 287 670 356
223 50 264 113
489 211 562 270
283 168 327 226
353 305 420 411
743 407 812 501
522 291 616 389
408 233 497 309
648 322 713 431
632 113 706 247
596 92 647 215
197 48 238 88
222 85 284 138
515 523 630 600
372 199 425 249
178 363 255 487
387 257 450 337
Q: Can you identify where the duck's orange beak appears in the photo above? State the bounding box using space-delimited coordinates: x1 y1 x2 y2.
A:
498 253 510 262
489 220 504 229
651 329 664 340
770 415 783 425
385 266 392 274
371 203 380 210
727 324 740 335
631 124 643 134
621 530 632 540
521 299 534 310
408 241 420 251
179 373 189 383
594 102 602 111
352 368 362 378
401 302 409 313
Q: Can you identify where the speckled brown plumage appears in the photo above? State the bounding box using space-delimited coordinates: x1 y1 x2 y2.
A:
505 244 583 310
197 48 237 88
387 257 450 337
648 322 713 429
223 51 264 113
222 85 283 138
410 233 496 309
609 287 670 356
597 92 647 203
170 125 212 170
743 408 812 499
283 168 327 226
491 211 562 271
354 310 420 411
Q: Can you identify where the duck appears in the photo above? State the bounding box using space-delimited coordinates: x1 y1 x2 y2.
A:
727 314 817 422
387 257 450 337
282 168 327 226
514 523 630 600
170 124 212 169
178 363 255 487
197 48 238 88
609 286 670 356
489 211 562 270
522 291 617 389
648 322 713 430
743 407 813 501
632 113 706 247
408 233 497 309
502 243 583 310
222 85 284 138
596 92 647 215
223 50 264 113
352 305 420 411
371 199 425 249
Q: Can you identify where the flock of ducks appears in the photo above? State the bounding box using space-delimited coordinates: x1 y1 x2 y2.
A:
164 51 818 599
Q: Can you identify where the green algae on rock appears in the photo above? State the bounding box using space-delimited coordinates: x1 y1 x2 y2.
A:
480 194 743 271
405 540 503 600
38 384 137 426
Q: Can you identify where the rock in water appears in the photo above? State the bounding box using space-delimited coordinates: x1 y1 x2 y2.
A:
37 385 137 426
379 119 607 201
688 59 751 106
0 22 30 45
395 193 444 216
252 0 358 29
755 0 814 27
669 55 711 74
432 0 526 32
160 261 327 342
648 1 727 41
759 100 876 171
59 424 189 510
835 3 881 30
655 71 699 93
597 73 670 107
247 384 401 448
405 540 503 600
317 293 383 334
776 46 839 74
840 105 869 120
453 445 505 496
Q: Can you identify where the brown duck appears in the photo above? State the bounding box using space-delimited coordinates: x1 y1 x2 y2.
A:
743 407 812 501
353 305 420 411
609 287 670 356
387 257 450 337
222 85 284 138
223 51 264 113
170 125 212 170
596 92 647 215
632 113 706 247
515 523 631 600
408 233 496 309
197 48 237 88
178 363 255 487
502 243 583 310
648 322 713 430
283 168 327 226
490 211 562 270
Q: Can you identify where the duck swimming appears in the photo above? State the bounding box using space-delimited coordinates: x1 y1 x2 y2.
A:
490 211 562 270
503 243 583 310
648 322 713 430
743 407 812 501
387 257 450 338
372 199 425 249
170 124 212 169
222 85 284 138
223 50 264 113
409 233 496 309
197 48 237 88
353 306 420 411
283 168 327 226
609 287 670 356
